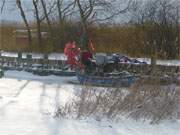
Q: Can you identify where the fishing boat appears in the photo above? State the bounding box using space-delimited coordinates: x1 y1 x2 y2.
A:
63 42 139 87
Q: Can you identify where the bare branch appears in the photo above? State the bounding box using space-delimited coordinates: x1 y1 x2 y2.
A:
1 0 6 13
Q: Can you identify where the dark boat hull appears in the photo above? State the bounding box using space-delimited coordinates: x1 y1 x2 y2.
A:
77 72 137 87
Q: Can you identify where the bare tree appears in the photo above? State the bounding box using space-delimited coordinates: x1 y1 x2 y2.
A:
33 0 42 48
74 0 131 49
0 0 6 13
130 0 180 70
16 0 32 47
174 4 180 57
75 0 93 48
40 0 53 35
56 0 76 23
40 0 57 51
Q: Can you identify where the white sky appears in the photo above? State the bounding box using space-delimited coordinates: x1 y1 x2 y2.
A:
1 0 34 22
0 0 136 24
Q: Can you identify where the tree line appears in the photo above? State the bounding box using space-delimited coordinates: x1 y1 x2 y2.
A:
1 0 180 59
1 0 130 50
131 0 180 60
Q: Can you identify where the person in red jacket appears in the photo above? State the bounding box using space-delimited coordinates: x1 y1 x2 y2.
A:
64 41 81 69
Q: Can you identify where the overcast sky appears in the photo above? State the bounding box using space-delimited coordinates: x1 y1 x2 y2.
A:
0 0 131 24
0 0 34 22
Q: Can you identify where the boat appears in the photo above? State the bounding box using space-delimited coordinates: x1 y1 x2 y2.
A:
76 72 138 87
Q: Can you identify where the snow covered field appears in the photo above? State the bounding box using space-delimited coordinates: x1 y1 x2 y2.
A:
0 71 179 135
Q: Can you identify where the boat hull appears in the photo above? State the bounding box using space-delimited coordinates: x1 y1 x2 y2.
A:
77 73 137 87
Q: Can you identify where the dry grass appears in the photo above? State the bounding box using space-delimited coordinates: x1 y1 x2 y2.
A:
54 77 180 124
129 76 180 123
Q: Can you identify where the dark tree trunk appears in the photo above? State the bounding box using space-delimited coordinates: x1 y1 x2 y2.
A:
41 0 61 51
16 0 32 47
76 0 90 49
40 0 53 37
33 0 42 48
57 0 63 23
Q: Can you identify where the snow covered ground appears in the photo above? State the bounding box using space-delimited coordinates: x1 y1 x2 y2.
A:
1 51 67 60
137 58 180 66
2 51 180 66
0 71 180 135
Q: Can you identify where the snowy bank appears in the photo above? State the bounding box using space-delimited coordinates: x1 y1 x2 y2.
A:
0 71 180 135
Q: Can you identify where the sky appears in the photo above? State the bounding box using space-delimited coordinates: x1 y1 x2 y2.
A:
0 0 131 24
0 0 34 23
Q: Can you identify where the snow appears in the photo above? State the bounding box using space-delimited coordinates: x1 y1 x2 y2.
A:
1 52 18 58
48 53 67 61
137 58 180 66
0 71 180 135
2 51 180 66
0 51 67 60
